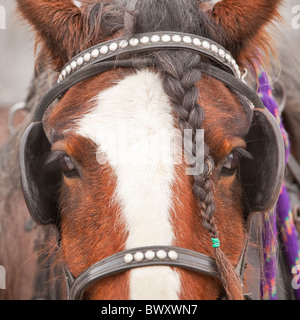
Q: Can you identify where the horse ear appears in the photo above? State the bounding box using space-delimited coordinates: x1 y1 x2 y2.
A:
208 0 282 66
16 0 86 70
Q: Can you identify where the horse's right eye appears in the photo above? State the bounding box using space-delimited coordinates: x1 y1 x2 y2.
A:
58 155 79 178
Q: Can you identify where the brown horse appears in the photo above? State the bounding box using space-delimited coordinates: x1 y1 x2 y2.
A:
3 0 286 300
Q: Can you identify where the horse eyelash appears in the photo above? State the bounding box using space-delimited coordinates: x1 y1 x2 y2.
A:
45 150 67 165
232 147 253 160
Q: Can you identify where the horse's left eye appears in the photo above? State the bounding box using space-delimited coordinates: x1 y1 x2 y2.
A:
221 152 240 176
58 155 78 178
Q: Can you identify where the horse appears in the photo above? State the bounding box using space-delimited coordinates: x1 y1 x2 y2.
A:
0 0 294 300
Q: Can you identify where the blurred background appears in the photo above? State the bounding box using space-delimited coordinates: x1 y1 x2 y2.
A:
0 0 34 146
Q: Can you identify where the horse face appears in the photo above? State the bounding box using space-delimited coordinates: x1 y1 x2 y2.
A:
42 68 249 299
17 0 283 300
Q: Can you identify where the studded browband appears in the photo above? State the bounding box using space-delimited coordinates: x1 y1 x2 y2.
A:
58 31 241 83
32 30 264 123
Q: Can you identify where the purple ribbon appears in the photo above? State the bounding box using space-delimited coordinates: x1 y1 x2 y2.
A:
257 70 300 300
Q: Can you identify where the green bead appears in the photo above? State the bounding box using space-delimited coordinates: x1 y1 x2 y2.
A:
211 238 220 248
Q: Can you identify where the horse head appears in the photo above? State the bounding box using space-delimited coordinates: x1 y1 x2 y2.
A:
17 0 284 300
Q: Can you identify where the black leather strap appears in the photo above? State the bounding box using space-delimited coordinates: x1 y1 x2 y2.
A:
33 59 262 124
33 59 152 122
60 31 239 82
68 246 220 300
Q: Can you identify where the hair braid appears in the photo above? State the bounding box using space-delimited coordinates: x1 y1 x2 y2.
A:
155 50 244 300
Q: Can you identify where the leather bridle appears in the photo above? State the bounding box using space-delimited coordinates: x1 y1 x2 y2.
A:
20 30 283 300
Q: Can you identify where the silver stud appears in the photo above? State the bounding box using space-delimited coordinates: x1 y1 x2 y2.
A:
172 35 181 43
210 44 218 53
100 45 108 55
193 38 201 46
168 251 178 261
66 65 72 74
218 49 226 59
119 40 129 48
183 36 192 44
124 254 133 264
77 57 84 66
151 35 160 43
140 36 150 44
62 70 67 78
84 53 91 62
225 53 232 63
129 38 139 46
145 250 155 260
156 250 167 260
58 74 63 82
162 35 171 43
109 42 118 52
134 252 144 262
91 49 99 58
71 61 77 70
202 41 210 50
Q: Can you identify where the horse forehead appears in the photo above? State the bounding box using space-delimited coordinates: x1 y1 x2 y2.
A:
45 69 248 157
73 69 177 167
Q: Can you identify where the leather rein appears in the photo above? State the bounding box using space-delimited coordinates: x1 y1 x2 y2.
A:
35 31 265 300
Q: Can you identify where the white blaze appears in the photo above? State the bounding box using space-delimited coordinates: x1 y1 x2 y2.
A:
76 70 181 299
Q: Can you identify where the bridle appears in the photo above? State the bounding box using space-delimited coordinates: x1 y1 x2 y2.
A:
19 30 285 300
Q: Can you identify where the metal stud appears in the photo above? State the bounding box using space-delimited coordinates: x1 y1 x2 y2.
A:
124 254 133 264
62 70 67 78
225 53 232 63
168 251 178 261
172 35 181 43
77 57 84 66
145 250 155 260
210 44 218 53
134 252 144 262
151 35 160 43
100 46 108 55
193 38 201 46
71 61 77 69
218 49 226 59
156 250 167 260
140 36 150 44
109 42 118 52
84 53 91 62
162 35 171 43
66 65 72 74
91 49 99 58
183 36 192 44
202 41 210 50
119 40 129 48
129 38 139 46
